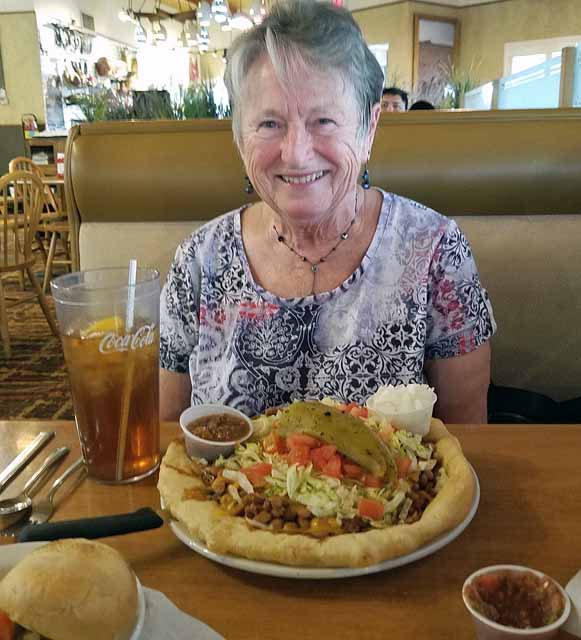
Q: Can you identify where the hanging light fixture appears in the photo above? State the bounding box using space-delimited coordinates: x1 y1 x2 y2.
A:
151 18 167 42
248 0 266 24
183 19 198 46
118 8 133 22
212 0 229 24
135 19 148 43
198 25 210 52
230 12 253 30
198 1 212 27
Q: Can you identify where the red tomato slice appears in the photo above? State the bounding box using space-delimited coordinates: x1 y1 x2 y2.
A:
242 462 272 487
262 432 286 454
317 444 337 460
286 433 321 449
343 462 365 480
321 454 343 478
289 444 311 467
358 498 385 520
0 611 14 640
310 447 330 472
395 456 412 478
363 474 383 488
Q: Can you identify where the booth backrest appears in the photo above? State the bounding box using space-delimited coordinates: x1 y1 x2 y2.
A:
65 110 581 402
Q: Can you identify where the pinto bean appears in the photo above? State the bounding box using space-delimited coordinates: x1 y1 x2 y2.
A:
255 510 272 524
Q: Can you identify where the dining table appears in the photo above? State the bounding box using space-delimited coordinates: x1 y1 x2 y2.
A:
0 420 579 640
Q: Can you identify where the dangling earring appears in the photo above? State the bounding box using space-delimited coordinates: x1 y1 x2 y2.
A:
244 175 254 194
361 164 370 190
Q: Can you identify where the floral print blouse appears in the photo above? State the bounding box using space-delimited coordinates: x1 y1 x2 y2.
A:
160 190 496 416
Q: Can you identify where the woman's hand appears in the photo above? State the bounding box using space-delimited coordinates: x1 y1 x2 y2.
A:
160 369 192 421
424 343 491 424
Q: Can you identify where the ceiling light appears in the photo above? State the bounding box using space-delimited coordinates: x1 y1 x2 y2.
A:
212 0 229 24
249 0 266 24
135 21 147 43
230 12 253 30
152 20 167 42
184 20 198 46
198 1 212 27
198 25 210 51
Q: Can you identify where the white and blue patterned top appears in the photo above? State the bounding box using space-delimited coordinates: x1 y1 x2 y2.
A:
160 190 496 416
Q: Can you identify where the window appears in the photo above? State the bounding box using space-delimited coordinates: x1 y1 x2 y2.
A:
504 35 581 76
368 43 389 81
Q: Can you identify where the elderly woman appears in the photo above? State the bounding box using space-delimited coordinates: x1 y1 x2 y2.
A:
160 0 496 423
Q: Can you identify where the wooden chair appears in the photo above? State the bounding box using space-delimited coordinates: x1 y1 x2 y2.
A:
0 171 59 358
8 156 72 292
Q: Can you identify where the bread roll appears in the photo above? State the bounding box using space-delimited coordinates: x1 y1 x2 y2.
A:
0 539 138 640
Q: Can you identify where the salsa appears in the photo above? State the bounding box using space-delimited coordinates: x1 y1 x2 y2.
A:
464 569 565 629
187 413 250 443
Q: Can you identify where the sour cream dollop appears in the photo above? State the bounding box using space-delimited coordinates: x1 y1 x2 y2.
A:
366 384 437 435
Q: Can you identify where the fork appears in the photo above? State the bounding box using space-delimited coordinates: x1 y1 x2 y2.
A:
27 457 86 526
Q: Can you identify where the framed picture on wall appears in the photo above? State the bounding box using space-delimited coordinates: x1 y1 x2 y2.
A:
0 40 8 105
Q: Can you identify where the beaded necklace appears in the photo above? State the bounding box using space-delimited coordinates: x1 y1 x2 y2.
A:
272 190 360 295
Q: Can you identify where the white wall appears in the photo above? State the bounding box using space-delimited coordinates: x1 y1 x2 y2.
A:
0 1 34 10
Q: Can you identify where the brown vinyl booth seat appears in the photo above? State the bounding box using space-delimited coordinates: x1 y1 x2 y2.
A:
64 110 581 422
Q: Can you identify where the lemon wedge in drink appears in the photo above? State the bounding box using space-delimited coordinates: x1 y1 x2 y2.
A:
81 315 125 338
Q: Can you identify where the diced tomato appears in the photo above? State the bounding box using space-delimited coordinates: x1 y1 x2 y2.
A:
262 432 286 454
395 456 412 478
321 454 343 479
0 611 14 640
358 498 385 521
343 462 365 480
288 444 311 467
317 444 337 460
363 474 384 488
310 444 338 472
378 424 394 443
350 406 369 419
343 402 358 413
475 574 502 593
242 462 272 487
286 433 321 449
310 447 328 472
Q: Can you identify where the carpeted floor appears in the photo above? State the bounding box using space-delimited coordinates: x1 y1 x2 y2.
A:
0 271 74 420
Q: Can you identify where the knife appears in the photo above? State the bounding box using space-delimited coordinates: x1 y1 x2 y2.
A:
16 507 164 542
0 432 55 495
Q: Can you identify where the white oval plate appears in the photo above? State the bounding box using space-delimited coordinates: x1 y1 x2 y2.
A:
0 541 146 638
166 466 480 579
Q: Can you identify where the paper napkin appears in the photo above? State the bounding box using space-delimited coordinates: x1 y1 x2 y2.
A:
563 571 581 637
141 587 224 640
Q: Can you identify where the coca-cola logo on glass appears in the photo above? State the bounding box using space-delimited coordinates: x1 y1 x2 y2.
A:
99 324 155 354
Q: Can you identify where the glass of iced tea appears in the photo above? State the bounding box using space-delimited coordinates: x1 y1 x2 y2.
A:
51 267 160 483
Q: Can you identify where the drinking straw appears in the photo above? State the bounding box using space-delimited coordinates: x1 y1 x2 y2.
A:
116 259 138 482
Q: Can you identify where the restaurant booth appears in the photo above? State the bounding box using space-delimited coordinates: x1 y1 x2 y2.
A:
64 107 581 421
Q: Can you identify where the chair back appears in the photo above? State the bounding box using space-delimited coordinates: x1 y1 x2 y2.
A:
0 171 44 270
8 156 62 216
8 156 41 175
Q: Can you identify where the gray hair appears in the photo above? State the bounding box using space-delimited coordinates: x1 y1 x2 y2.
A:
224 0 384 149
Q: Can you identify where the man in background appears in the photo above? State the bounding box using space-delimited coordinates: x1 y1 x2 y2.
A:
409 100 435 110
381 87 408 112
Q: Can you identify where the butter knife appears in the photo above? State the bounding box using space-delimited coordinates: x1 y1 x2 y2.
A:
0 432 54 496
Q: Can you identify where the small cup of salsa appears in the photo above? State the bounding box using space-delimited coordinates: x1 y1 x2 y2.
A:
462 565 571 640
179 404 253 461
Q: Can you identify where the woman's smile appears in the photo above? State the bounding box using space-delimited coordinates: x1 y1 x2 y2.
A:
278 170 330 185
